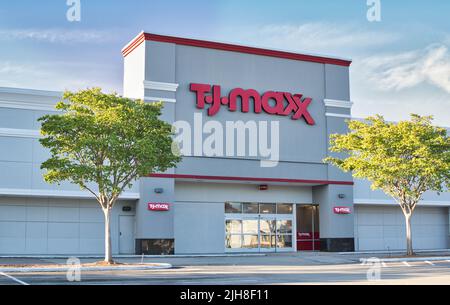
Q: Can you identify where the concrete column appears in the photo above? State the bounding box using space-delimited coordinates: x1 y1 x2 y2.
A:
318 64 355 252
123 38 178 254
314 185 355 252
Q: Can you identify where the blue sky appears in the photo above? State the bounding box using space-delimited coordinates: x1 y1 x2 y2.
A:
0 0 449 125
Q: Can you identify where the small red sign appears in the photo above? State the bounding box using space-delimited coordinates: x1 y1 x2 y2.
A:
148 203 170 211
333 206 352 214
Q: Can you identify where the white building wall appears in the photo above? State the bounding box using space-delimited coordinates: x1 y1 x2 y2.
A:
123 36 146 99
0 197 136 255
354 178 450 207
355 205 449 251
0 87 139 199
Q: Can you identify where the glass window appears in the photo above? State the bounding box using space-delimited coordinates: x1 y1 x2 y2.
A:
225 235 241 248
277 235 293 248
242 220 258 234
243 203 259 214
225 202 296 252
225 220 242 234
277 220 292 234
260 235 273 248
242 235 259 248
297 205 313 237
259 203 276 214
225 202 242 214
260 220 276 234
277 204 293 214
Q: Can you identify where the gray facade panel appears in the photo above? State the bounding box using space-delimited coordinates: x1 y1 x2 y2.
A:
325 64 350 101
313 185 354 239
325 116 354 182
174 201 225 254
145 41 176 83
176 156 328 181
144 89 176 100
174 44 328 165
0 137 33 162
0 162 32 189
0 197 136 255
0 108 35 129
325 107 352 115
314 184 354 239
136 177 175 239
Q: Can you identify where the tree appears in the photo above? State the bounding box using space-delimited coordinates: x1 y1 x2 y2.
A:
325 114 449 256
39 88 181 263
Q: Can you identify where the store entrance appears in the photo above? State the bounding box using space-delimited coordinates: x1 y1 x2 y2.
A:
225 202 295 253
296 205 320 251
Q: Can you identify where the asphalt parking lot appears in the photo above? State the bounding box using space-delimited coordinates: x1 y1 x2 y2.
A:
1 253 450 285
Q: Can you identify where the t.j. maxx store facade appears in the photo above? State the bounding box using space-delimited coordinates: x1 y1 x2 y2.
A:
0 32 448 256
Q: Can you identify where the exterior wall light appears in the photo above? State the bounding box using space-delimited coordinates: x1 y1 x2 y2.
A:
154 188 164 194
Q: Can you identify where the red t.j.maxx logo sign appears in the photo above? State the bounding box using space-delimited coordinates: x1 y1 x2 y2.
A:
190 83 315 125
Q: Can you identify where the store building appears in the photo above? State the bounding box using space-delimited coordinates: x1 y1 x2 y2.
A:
0 32 448 255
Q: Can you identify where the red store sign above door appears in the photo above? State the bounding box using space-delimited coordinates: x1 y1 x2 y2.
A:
333 206 352 215
190 83 315 125
148 203 170 212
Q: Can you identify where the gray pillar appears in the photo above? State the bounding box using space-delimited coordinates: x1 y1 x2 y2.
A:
124 39 178 254
318 64 355 252
314 185 355 252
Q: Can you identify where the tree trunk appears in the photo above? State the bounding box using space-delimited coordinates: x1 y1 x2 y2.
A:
405 213 414 256
103 208 113 264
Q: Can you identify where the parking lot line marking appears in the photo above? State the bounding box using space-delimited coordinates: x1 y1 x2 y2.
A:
177 279 257 285
424 261 435 266
402 261 411 267
0 272 29 286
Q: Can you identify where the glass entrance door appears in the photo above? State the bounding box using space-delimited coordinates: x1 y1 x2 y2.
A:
225 202 295 253
296 205 320 251
259 216 276 252
241 216 260 252
276 217 294 252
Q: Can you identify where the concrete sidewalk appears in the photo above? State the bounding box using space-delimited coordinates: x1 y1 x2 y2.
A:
1 251 450 271
0 252 359 269
0 263 172 273
0 253 267 259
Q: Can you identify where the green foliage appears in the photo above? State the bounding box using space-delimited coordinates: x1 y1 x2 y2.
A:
39 88 181 208
325 114 450 214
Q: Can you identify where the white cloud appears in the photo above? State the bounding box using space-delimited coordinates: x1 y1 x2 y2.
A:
351 45 450 127
359 44 450 94
221 22 399 56
0 29 118 44
0 61 121 93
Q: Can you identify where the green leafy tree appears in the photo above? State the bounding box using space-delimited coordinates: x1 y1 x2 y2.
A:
39 88 181 263
325 114 449 256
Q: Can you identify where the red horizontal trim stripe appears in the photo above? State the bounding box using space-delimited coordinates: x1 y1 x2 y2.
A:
147 173 354 186
122 33 146 57
122 32 352 67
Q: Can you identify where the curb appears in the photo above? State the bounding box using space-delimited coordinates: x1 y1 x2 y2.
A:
376 256 450 263
0 263 172 273
359 256 450 263
339 249 450 255
0 254 267 259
